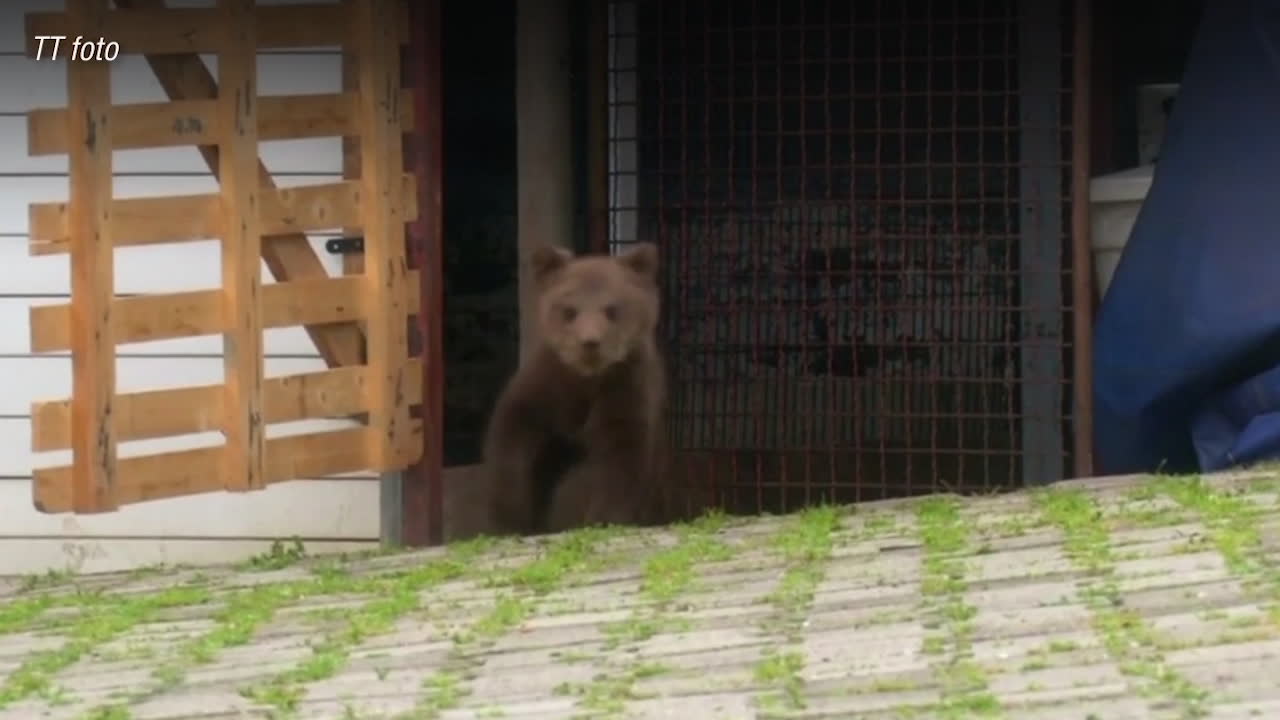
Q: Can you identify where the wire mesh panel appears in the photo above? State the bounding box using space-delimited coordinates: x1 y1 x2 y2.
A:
608 0 1076 514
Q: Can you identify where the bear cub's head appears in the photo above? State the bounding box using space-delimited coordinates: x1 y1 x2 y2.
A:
530 242 660 377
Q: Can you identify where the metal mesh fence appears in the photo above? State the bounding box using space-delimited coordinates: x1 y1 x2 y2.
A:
608 0 1077 514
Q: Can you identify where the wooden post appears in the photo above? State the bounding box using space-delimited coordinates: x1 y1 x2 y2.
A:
217 0 265 492
516 0 575 362
353 0 413 471
65 0 118 513
345 0 410 545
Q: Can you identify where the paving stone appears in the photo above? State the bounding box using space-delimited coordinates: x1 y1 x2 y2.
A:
1 472 1275 718
969 602 1096 642
1003 696 1156 720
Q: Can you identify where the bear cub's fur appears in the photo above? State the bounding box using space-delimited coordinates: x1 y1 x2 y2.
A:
466 242 672 537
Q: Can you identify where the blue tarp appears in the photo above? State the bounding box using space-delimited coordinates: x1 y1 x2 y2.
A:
1092 0 1280 475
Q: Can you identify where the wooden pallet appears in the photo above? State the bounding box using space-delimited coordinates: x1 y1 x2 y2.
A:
24 0 422 514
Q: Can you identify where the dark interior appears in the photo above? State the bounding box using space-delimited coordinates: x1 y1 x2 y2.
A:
435 0 1208 509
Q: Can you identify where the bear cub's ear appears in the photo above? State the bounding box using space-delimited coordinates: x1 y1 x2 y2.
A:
618 242 659 281
530 244 574 284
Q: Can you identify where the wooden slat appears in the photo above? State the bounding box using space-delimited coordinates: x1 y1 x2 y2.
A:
32 359 425 452
113 0 365 369
354 0 415 472
340 12 364 276
257 92 414 145
65 0 118 514
30 274 422 354
27 92 415 156
217 0 264 493
31 193 216 253
25 3 411 57
33 422 425 513
28 174 419 255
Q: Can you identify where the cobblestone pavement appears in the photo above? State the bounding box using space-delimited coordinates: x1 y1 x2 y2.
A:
1 471 1279 719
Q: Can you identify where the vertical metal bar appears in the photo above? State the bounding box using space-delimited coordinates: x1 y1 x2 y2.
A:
1017 0 1066 485
1070 0 1095 477
587 0 610 254
871 0 888 497
608 1 639 254
396 0 445 547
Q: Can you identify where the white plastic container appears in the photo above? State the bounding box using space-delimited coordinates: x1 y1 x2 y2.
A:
1089 164 1154 301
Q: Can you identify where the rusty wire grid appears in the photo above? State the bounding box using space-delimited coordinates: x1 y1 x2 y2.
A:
608 0 1080 514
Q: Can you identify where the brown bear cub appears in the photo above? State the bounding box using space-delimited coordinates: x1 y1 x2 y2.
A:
467 242 672 537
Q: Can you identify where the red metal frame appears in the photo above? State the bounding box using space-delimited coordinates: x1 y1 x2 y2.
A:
1070 0 1095 477
402 0 445 546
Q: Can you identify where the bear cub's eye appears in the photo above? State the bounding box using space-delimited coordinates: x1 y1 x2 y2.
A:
603 304 619 321
560 306 577 322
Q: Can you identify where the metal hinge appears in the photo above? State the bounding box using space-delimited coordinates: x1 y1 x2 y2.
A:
325 235 365 254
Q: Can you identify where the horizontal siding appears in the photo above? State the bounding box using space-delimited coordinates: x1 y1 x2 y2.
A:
0 0 385 573
0 538 377 576
0 0 344 57
0 478 378 539
0 117 343 176
0 174 347 235
0 357 374 477
0 297 327 356
0 53 344 113
0 356 356 415
0 233 345 295
0 416 372 478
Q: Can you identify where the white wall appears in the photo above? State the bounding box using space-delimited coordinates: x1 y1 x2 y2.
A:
0 0 383 575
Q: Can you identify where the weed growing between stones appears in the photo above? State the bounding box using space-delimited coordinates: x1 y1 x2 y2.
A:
553 661 672 719
241 538 310 572
0 584 213 709
1152 477 1271 576
752 504 842 713
239 538 497 717
598 510 732 649
1152 475 1280 637
915 496 1002 720
0 593 60 636
77 566 391 719
559 511 733 719
397 524 637 720
19 569 77 592
460 524 629 646
1036 487 1211 719
765 505 841 629
399 670 468 720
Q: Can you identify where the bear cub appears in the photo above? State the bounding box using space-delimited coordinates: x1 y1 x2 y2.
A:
470 241 672 537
